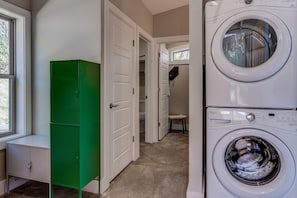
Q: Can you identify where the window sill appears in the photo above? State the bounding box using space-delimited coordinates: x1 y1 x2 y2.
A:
0 133 28 150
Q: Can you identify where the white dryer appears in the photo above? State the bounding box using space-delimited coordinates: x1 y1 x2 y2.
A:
207 108 297 198
205 0 297 109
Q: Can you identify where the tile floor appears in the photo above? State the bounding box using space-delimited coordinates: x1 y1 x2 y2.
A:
1 132 188 198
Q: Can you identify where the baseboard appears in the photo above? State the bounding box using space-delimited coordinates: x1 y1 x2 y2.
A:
0 179 5 196
8 177 28 192
187 190 204 198
83 179 99 194
99 176 110 194
0 177 29 196
1 178 100 195
187 183 204 198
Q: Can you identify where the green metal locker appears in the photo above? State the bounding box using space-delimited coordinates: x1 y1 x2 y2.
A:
50 60 100 197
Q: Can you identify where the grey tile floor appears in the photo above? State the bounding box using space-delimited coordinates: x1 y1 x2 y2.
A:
1 132 188 198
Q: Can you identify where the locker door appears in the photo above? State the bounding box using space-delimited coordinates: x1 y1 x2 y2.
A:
50 61 80 124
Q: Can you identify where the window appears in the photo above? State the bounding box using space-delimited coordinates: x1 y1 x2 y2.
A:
0 15 15 137
169 44 190 65
0 1 31 141
172 49 190 61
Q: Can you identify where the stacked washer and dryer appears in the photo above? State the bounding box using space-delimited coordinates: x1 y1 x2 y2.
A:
205 0 297 197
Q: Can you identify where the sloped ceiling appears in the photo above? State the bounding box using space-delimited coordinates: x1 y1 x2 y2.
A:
141 0 189 15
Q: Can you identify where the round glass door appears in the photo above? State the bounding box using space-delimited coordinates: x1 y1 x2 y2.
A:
212 128 295 198
225 136 280 186
223 19 277 68
212 11 291 82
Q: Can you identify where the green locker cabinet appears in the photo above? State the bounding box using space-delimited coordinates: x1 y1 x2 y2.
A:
50 60 100 197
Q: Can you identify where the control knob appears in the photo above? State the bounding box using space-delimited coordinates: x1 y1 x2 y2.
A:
246 113 255 122
245 0 253 4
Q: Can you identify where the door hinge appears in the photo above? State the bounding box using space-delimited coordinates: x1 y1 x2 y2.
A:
132 88 135 95
132 136 135 142
133 40 135 47
158 122 160 127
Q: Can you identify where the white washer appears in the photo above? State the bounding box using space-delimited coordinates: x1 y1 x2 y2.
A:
205 0 297 109
207 108 297 198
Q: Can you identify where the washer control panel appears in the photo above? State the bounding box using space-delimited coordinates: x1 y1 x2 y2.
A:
240 0 296 7
208 108 297 131
233 0 297 7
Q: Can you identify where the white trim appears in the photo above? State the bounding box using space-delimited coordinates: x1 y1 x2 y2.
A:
154 35 189 44
153 35 189 143
0 134 26 150
186 191 204 198
0 0 32 140
83 180 99 194
6 177 28 192
187 0 204 197
137 26 154 145
0 179 5 196
101 0 110 192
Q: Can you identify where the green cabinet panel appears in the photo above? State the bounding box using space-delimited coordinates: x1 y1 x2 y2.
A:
50 61 80 124
50 125 80 188
50 60 100 197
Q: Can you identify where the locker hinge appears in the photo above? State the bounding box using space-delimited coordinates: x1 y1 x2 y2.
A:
133 40 135 47
132 88 135 95
132 136 135 142
158 122 160 127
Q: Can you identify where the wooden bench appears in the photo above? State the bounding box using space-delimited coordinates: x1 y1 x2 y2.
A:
169 114 187 133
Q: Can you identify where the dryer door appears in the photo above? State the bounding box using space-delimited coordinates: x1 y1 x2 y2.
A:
212 128 295 198
212 11 291 82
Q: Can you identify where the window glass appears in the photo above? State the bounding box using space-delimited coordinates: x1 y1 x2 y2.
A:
0 18 10 74
172 49 190 61
225 136 280 186
0 78 9 131
223 19 277 68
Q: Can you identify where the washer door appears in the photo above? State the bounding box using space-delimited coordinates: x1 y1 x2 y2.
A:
212 128 295 198
212 11 291 82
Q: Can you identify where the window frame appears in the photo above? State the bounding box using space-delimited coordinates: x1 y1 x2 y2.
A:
0 14 16 137
0 1 31 146
169 44 190 65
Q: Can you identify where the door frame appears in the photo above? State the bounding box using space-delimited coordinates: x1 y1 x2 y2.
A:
153 35 189 142
101 0 137 192
135 26 154 152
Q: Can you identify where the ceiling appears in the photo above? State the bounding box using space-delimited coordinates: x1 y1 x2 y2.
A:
141 0 189 15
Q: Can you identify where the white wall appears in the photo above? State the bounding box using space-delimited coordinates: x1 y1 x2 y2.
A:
169 65 189 130
187 0 204 198
31 0 101 135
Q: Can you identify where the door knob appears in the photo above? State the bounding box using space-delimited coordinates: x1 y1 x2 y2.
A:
245 0 253 4
109 103 119 109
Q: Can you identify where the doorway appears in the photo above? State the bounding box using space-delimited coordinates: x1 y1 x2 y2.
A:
157 39 190 140
138 37 148 143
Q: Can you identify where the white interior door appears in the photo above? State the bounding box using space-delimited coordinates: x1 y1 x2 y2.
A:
158 44 169 140
108 7 135 180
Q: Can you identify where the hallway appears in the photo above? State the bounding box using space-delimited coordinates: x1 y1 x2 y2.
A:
102 132 189 198
2 132 188 198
